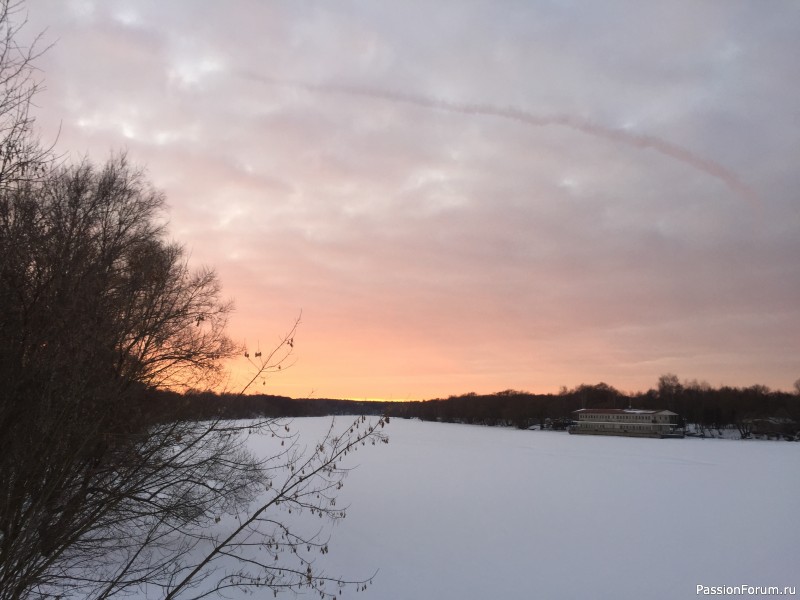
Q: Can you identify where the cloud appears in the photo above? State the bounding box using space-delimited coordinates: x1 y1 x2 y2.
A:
24 0 800 396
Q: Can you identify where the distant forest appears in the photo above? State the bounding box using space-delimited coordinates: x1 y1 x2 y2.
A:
146 377 800 438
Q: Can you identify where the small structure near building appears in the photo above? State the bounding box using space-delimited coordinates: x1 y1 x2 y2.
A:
569 408 684 438
742 416 798 440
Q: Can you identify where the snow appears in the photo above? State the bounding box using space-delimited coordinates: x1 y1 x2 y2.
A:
131 417 800 599
276 418 799 600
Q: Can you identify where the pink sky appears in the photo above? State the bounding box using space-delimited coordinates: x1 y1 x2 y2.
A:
23 1 800 399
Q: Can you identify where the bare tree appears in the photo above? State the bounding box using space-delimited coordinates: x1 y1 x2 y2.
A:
0 155 229 594
657 373 682 406
0 153 389 600
0 0 50 190
0 5 389 595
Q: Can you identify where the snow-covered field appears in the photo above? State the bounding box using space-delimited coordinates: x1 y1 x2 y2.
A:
274 417 798 600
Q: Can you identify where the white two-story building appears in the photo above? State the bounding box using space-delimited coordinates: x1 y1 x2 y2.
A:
569 408 683 438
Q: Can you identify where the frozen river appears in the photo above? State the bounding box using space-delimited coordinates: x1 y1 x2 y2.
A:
285 417 799 600
127 416 798 600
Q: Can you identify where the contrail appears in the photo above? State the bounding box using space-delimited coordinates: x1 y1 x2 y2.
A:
244 73 760 210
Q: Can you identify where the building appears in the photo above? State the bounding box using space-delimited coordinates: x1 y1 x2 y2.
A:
569 408 683 438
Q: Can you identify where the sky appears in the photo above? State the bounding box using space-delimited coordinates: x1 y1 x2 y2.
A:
21 0 800 399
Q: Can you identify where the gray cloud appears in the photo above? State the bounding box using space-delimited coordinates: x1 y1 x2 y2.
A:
23 0 800 396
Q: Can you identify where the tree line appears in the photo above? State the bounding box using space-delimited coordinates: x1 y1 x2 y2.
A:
143 388 391 422
379 378 800 437
148 375 800 438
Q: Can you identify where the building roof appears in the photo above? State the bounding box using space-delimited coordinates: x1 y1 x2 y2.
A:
572 408 677 415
